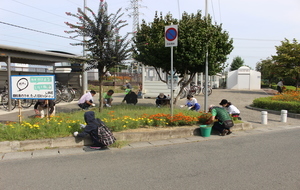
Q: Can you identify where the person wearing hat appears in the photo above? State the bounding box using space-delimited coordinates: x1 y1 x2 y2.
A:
219 99 241 119
155 93 168 107
124 80 132 94
206 105 234 136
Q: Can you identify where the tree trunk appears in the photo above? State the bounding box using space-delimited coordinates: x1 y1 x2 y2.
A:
98 75 103 112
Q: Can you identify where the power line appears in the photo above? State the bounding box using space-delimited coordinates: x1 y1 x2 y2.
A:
0 8 66 28
11 0 78 23
218 0 222 23
0 33 75 49
0 21 81 41
210 0 216 23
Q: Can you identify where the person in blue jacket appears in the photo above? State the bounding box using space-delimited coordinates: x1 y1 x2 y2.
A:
185 95 201 111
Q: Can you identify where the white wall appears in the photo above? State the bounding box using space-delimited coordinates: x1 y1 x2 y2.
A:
227 66 261 90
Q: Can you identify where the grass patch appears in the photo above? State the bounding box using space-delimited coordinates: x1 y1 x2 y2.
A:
109 140 130 148
0 104 242 142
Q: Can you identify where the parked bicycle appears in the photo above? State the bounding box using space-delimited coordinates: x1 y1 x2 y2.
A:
1 94 35 110
1 84 34 110
191 82 212 96
55 81 74 103
179 82 212 99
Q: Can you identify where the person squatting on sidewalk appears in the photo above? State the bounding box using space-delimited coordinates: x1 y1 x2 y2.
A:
78 90 96 110
34 99 56 118
73 111 108 149
206 105 234 136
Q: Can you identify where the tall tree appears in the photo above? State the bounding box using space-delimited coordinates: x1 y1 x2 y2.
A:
256 58 277 85
272 38 300 90
65 1 132 111
230 56 244 71
134 11 233 102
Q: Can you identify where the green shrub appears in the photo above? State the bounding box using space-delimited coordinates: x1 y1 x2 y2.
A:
252 97 300 113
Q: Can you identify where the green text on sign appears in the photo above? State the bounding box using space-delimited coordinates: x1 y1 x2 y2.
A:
30 77 52 83
34 84 52 91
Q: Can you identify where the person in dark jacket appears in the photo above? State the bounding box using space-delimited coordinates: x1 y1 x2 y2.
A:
73 111 107 149
122 90 138 105
155 93 168 107
34 99 56 118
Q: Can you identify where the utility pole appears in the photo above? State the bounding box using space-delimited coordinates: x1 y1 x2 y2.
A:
204 0 209 112
82 0 88 94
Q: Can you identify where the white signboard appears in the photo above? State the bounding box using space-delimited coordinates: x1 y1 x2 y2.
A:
167 75 178 90
10 75 56 99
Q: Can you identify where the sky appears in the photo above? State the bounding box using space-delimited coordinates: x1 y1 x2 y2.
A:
1 0 300 70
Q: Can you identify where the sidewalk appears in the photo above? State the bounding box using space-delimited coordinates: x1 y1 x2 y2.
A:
0 88 299 158
2 125 300 160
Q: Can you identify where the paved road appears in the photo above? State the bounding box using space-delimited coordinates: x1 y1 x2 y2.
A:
1 127 299 190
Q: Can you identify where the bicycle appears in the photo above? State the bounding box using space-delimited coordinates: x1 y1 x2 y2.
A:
55 81 75 103
199 84 213 96
191 82 212 96
1 90 34 110
179 82 212 99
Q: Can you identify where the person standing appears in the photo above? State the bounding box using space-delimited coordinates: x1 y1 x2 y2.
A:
34 99 56 118
103 89 114 107
206 105 234 136
78 90 96 110
277 79 284 94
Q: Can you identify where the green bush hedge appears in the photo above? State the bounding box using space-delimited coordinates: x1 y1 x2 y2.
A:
252 97 300 113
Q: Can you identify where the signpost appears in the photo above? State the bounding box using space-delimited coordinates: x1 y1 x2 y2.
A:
10 75 55 99
167 75 178 90
10 75 56 122
165 25 178 117
165 25 178 47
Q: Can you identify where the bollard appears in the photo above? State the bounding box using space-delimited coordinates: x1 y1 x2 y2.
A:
261 111 268 125
281 110 288 123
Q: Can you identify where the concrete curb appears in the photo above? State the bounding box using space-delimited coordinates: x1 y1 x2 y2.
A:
0 122 252 153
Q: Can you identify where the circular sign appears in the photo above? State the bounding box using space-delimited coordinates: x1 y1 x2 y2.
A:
165 28 177 41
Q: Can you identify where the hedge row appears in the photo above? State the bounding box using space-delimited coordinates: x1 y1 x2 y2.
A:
252 97 300 114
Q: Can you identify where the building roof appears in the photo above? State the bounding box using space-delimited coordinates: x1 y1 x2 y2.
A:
0 44 85 66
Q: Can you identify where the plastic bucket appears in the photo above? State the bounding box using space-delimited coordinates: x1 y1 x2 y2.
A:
200 125 212 137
